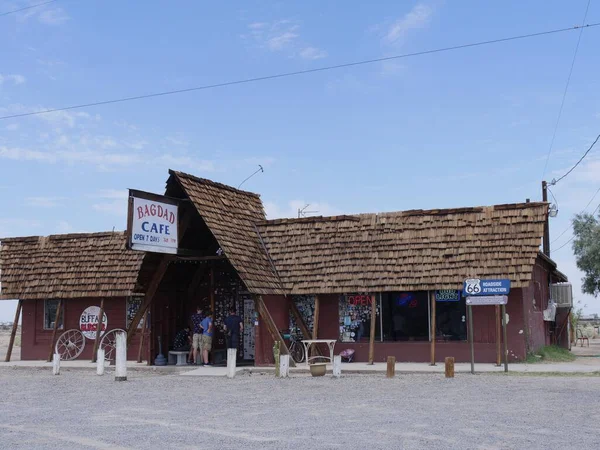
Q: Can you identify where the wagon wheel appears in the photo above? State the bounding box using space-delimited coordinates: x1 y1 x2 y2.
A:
99 329 126 361
55 329 86 361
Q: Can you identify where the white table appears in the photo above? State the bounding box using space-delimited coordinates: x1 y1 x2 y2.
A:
301 339 337 367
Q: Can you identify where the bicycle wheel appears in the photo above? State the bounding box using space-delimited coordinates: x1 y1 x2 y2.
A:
289 340 305 363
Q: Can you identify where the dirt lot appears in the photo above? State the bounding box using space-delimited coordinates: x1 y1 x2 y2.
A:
0 329 20 361
0 369 599 450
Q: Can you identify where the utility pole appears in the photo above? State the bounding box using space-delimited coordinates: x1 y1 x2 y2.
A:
542 181 550 257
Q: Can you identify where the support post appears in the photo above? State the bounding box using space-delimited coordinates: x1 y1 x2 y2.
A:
254 296 295 367
312 295 320 358
288 297 322 357
97 349 105 375
495 305 502 367
502 304 508 373
52 353 60 375
227 348 237 379
5 300 22 362
274 341 280 377
468 304 475 374
47 299 63 362
333 355 342 378
91 298 105 363
386 356 396 378
210 266 215 314
445 357 455 378
127 256 171 345
430 291 436 366
115 331 127 381
368 294 377 365
542 180 550 257
279 354 290 378
137 309 149 363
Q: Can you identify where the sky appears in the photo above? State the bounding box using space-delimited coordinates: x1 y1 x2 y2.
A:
1 0 600 321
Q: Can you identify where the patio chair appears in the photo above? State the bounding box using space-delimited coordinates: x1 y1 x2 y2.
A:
575 328 589 347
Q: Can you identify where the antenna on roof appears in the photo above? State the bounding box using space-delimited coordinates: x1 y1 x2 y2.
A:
298 204 319 218
238 165 264 189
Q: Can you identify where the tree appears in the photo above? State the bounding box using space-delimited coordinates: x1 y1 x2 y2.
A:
572 211 600 297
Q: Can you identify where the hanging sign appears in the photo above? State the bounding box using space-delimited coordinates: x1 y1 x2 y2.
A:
466 295 508 306
127 189 179 254
79 306 108 340
463 279 510 296
435 290 461 302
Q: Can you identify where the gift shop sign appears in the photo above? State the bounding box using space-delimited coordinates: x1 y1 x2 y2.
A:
79 306 108 340
127 189 179 254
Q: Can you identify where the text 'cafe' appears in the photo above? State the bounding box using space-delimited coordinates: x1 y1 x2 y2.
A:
0 170 573 365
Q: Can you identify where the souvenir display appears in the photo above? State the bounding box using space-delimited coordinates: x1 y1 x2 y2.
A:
289 295 315 338
338 294 380 342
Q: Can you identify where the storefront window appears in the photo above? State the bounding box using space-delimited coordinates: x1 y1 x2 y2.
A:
44 299 64 330
381 291 429 341
126 296 145 329
338 294 380 342
435 290 466 341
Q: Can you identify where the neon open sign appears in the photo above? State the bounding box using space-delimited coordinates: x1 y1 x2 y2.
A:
345 294 373 305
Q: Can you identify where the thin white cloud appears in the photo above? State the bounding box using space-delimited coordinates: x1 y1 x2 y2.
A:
93 189 129 200
268 31 299 51
0 219 42 238
25 196 64 208
299 47 328 60
248 22 267 30
0 74 26 85
1 104 90 128
158 154 216 172
93 200 126 217
5 123 19 131
384 3 434 44
38 8 69 25
55 220 75 233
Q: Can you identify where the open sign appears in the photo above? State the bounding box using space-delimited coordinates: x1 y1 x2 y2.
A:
346 294 373 305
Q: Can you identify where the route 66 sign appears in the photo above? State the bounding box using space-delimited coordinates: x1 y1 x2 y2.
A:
464 279 481 295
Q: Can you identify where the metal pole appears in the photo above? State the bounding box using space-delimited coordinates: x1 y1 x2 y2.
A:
502 304 508 373
468 304 475 374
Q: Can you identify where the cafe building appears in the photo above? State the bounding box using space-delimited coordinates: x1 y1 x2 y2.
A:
0 170 571 364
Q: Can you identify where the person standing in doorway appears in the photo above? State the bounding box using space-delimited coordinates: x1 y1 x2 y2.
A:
200 311 214 366
224 307 243 351
190 306 204 365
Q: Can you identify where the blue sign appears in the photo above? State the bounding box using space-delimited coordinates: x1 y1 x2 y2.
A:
463 279 511 296
435 290 461 302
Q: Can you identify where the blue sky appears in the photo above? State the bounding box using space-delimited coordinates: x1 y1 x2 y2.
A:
1 0 600 320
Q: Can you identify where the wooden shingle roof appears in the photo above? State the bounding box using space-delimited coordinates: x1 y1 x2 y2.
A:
256 202 548 294
170 171 285 295
0 232 143 300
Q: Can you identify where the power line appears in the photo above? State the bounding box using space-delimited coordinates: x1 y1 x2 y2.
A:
550 133 600 185
1 22 599 121
0 0 58 17
541 0 591 181
553 202 600 252
551 185 600 244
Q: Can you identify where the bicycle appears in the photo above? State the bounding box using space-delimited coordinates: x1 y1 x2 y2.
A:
280 330 305 364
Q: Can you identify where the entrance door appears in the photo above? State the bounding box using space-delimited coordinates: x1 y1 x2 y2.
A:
242 296 255 360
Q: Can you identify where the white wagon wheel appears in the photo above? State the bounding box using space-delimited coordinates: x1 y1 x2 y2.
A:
99 329 126 361
55 329 86 360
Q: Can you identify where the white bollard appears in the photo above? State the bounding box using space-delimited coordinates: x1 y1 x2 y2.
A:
333 355 342 378
52 353 60 375
97 349 105 376
279 354 290 378
115 332 127 381
227 348 237 379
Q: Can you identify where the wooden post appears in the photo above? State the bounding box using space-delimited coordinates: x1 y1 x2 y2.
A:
127 256 171 345
137 309 149 363
468 304 475 374
4 300 22 362
227 348 237 378
386 356 396 378
279 354 290 378
97 349 105 375
368 294 377 365
47 299 63 362
445 357 455 378
502 304 508 373
254 296 295 367
430 291 436 366
288 297 322 357
495 305 502 366
91 299 105 363
311 295 320 358
274 341 280 377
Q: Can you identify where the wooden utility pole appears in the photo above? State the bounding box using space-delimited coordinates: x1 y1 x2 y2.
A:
430 291 436 366
495 305 502 366
542 181 550 257
5 300 22 362
47 299 63 362
368 294 377 365
91 299 105 363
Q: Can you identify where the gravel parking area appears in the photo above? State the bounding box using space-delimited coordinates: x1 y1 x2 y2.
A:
1 369 598 449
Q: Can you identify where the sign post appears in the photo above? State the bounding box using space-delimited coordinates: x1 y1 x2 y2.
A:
463 278 511 374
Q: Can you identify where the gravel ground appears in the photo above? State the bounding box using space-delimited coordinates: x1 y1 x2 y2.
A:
0 369 599 450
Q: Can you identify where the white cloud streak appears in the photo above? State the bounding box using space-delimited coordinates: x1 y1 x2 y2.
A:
299 47 328 60
0 74 26 85
385 3 434 44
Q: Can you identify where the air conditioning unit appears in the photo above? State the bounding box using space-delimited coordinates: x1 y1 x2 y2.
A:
550 283 573 308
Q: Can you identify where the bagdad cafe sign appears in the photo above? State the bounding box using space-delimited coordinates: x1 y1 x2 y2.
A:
127 189 179 254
